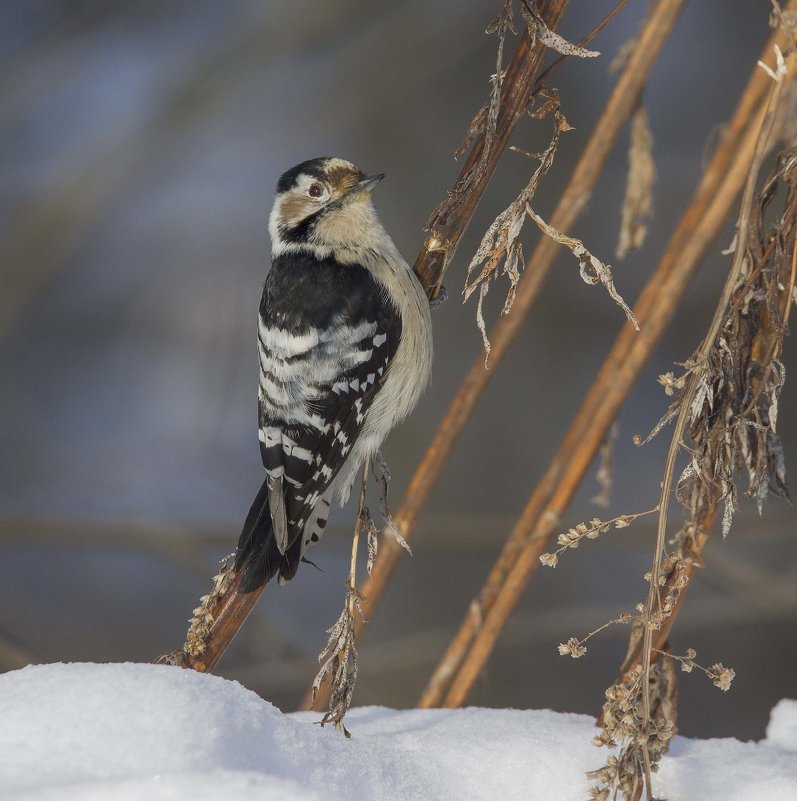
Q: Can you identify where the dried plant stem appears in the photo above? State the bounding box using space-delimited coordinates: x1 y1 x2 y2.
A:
637 59 789 798
420 26 790 709
310 463 370 735
168 0 572 678
611 510 715 685
349 464 369 616
532 0 629 90
413 0 569 298
304 0 685 713
156 567 265 672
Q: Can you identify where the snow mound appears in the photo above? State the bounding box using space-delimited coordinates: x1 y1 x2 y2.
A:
767 699 797 752
0 663 795 801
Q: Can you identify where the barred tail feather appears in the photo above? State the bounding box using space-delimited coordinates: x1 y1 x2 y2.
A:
235 478 301 592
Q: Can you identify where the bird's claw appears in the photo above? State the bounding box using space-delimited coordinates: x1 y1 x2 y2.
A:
429 285 448 310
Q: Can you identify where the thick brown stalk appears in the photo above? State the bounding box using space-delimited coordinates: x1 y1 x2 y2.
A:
301 0 680 713
421 22 795 708
169 0 570 675
156 568 264 672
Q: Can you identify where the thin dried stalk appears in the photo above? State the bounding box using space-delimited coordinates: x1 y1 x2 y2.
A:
154 565 266 672
419 22 792 709
612 52 794 800
539 507 657 568
312 464 370 736
305 0 686 713
169 0 572 679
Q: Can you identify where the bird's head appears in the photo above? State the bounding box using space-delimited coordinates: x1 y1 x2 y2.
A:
269 157 385 259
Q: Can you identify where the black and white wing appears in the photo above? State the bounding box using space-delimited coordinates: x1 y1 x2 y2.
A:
255 251 401 579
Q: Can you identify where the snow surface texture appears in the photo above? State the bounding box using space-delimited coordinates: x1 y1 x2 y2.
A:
0 663 795 801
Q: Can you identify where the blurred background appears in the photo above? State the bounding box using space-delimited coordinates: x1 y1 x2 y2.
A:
1 0 794 741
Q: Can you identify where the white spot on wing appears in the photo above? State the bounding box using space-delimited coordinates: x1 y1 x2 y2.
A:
258 318 320 358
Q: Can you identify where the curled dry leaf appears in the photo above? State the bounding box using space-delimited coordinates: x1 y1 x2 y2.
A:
368 450 412 560
463 92 571 357
669 146 797 539
525 205 640 329
454 105 488 161
520 0 600 59
313 582 364 738
361 506 379 576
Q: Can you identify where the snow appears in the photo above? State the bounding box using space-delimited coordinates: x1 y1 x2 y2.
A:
0 663 795 801
768 699 797 751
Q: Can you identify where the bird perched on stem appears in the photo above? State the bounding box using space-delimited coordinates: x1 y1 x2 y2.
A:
235 157 433 591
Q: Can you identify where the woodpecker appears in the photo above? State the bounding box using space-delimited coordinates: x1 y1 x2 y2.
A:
235 157 433 590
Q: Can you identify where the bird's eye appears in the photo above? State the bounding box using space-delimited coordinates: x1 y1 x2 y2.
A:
308 183 324 198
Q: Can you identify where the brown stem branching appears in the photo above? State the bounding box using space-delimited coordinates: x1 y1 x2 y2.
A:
419 18 792 710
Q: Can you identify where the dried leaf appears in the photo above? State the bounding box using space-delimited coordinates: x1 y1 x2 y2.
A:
454 105 488 160
522 2 600 59
617 106 656 259
721 481 737 538
463 98 570 352
313 583 365 738
592 422 618 507
609 38 636 74
525 205 640 329
483 0 515 162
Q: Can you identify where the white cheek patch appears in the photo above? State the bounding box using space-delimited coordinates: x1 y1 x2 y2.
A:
269 174 333 257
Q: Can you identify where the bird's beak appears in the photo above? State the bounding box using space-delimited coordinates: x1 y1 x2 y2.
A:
336 174 385 206
354 173 385 194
